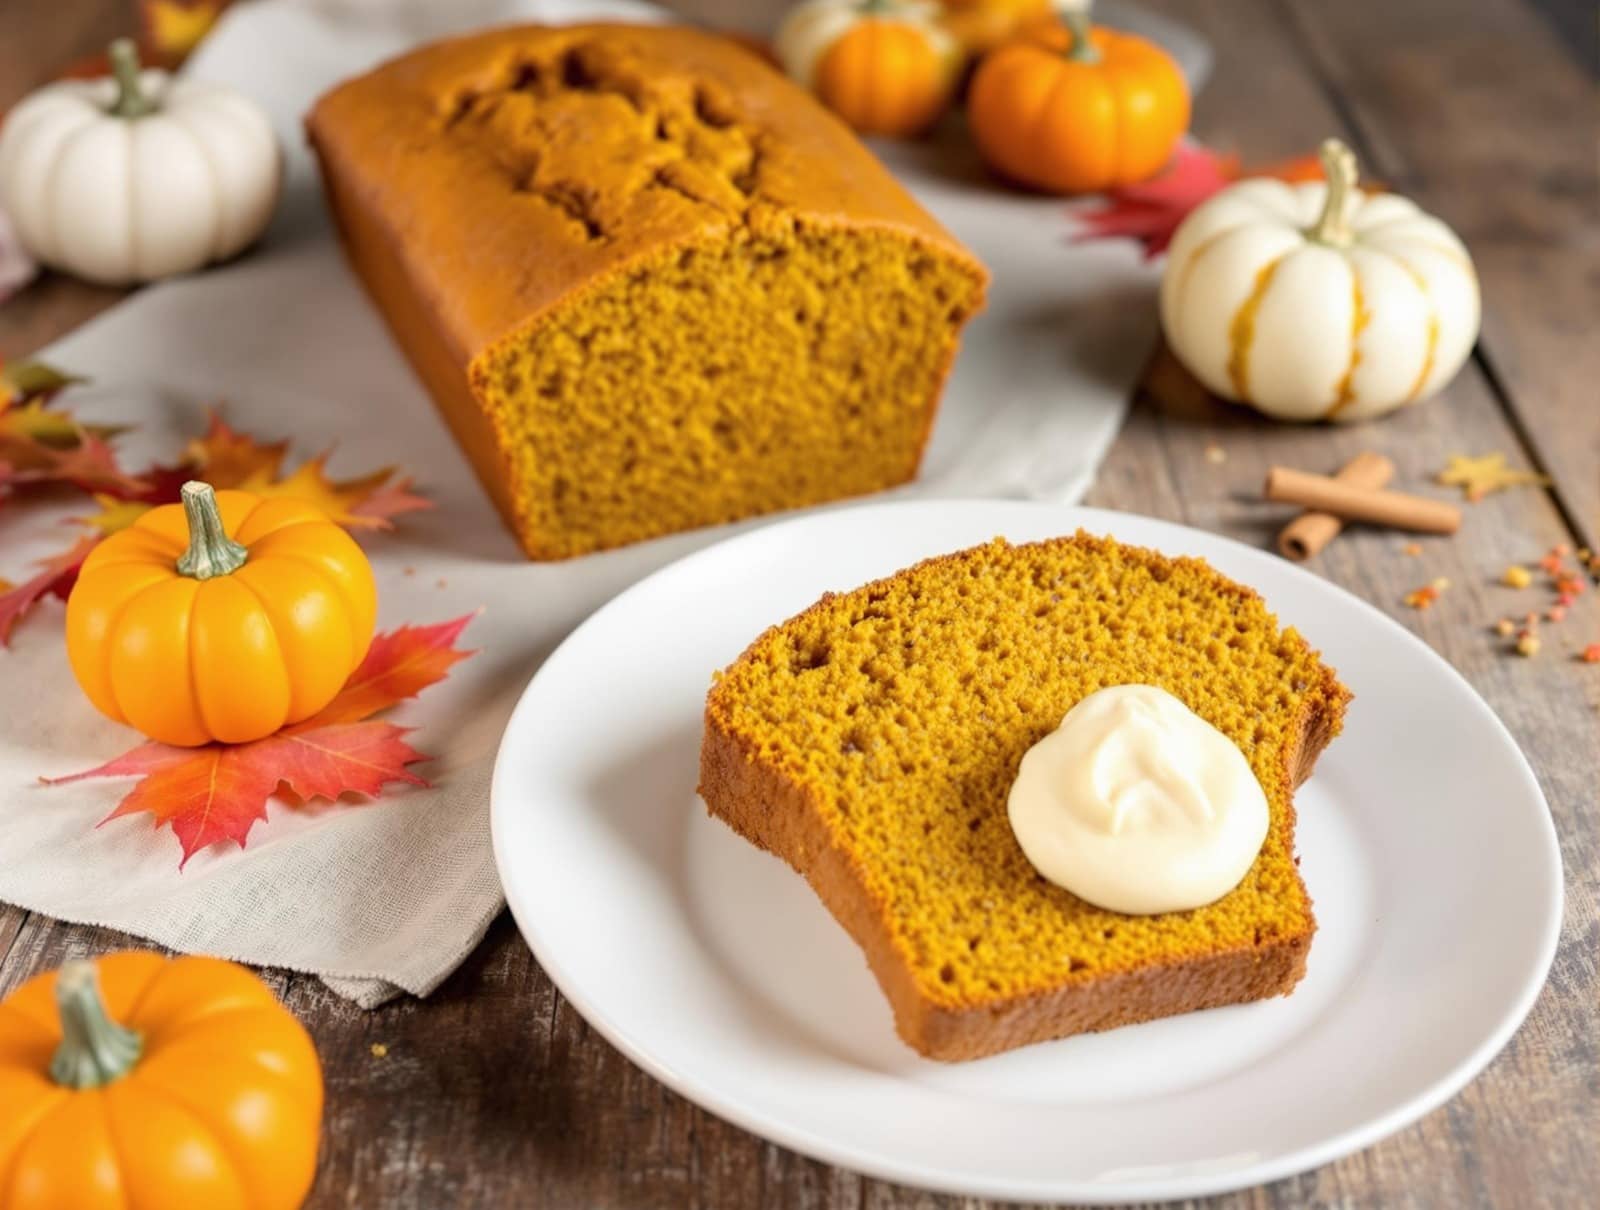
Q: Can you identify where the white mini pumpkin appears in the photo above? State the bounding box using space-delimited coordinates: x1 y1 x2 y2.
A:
0 39 280 287
1160 139 1480 423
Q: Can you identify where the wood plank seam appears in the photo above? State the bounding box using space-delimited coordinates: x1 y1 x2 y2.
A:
0 909 32 975
1469 345 1595 550
1270 0 1593 553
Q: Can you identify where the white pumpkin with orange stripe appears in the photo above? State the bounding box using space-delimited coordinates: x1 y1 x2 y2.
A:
776 0 961 138
1160 139 1479 423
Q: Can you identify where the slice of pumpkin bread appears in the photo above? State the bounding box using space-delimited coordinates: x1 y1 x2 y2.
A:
699 533 1350 1061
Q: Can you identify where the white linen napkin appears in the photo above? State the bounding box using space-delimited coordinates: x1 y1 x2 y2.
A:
0 0 1189 1005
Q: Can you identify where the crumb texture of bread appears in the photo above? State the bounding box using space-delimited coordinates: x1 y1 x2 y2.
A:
307 25 988 560
699 533 1351 1060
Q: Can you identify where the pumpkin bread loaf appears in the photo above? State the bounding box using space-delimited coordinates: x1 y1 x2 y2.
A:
308 24 988 560
699 533 1350 1060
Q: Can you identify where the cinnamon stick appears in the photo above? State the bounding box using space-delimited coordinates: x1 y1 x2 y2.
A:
1264 466 1461 535
1277 452 1395 560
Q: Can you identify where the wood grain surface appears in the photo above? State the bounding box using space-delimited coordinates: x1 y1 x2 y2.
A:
1 1 1594 1207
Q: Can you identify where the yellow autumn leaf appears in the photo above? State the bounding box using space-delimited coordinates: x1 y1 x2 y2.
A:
80 494 155 537
1 398 81 448
1436 453 1549 503
238 455 395 527
143 0 225 61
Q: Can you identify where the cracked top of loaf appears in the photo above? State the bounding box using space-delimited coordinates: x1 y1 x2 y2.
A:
306 23 978 363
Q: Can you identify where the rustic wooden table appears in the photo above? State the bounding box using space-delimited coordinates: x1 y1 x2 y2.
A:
2 0 1595 1206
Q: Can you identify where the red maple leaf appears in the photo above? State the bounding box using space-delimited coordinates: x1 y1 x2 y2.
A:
1072 144 1327 259
0 535 99 645
6 432 145 497
345 475 433 529
45 614 477 867
307 614 477 725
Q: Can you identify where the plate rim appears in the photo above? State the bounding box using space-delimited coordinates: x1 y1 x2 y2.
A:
490 497 1563 1204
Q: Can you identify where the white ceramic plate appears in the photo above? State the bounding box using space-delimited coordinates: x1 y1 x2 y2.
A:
491 500 1561 1204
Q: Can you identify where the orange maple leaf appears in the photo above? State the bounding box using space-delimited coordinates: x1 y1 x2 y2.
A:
2 407 430 646
237 454 394 529
182 410 289 488
46 614 476 867
177 410 433 529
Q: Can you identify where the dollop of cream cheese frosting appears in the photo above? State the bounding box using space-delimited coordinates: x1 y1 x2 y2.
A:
1007 684 1270 914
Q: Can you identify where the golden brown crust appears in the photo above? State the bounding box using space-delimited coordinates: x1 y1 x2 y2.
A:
697 534 1350 1061
308 23 980 359
313 134 524 532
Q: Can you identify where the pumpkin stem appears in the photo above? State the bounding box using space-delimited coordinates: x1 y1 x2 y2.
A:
1059 3 1101 64
108 39 157 120
176 480 248 580
1309 137 1360 246
49 960 144 1089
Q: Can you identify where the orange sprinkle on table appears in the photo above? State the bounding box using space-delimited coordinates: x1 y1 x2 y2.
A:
1405 585 1441 610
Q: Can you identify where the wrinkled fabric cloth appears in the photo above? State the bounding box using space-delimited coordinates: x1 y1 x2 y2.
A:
0 0 1196 1005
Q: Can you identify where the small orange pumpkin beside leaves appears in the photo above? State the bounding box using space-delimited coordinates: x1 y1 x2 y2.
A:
777 0 961 137
0 952 322 1210
66 480 377 746
968 0 1190 194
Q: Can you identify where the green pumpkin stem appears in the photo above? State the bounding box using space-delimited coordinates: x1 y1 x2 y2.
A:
1309 138 1360 246
108 39 157 120
177 480 248 580
49 960 144 1090
1060 6 1102 64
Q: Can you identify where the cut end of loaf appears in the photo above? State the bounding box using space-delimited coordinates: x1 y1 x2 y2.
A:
473 226 984 560
308 23 990 561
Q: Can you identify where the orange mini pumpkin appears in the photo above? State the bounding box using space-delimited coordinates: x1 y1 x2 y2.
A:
968 4 1189 194
65 481 377 746
0 952 323 1210
777 0 961 138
